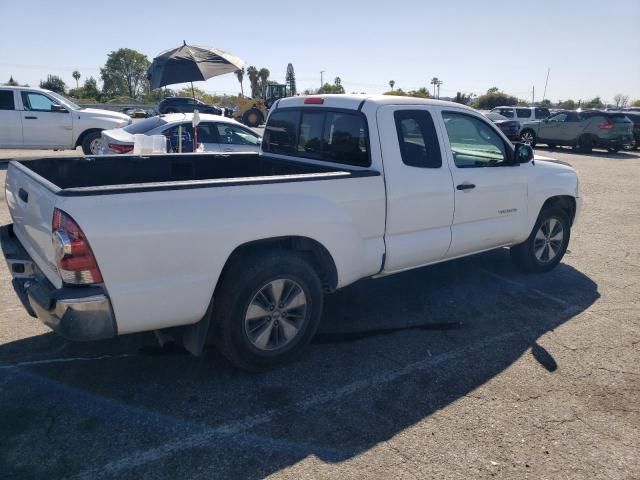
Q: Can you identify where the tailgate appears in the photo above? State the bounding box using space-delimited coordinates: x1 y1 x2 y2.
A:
5 162 62 287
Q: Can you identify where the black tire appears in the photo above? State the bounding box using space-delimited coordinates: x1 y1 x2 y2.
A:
212 250 323 371
576 134 593 153
519 129 537 147
81 131 102 155
242 108 263 128
510 207 571 273
547 144 557 149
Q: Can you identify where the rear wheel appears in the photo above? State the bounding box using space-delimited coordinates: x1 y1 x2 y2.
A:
510 207 571 273
212 250 323 371
242 108 263 128
520 129 536 147
576 134 593 153
81 131 103 155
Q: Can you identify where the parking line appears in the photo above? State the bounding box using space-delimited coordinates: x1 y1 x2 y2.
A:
71 330 518 480
0 353 134 369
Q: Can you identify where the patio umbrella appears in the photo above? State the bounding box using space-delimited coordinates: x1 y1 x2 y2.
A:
147 41 244 97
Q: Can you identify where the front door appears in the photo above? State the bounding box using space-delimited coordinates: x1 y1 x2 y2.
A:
439 109 528 258
377 105 455 272
215 123 261 153
20 91 72 148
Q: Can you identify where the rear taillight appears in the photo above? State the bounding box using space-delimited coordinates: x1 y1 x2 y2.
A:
598 117 614 130
52 209 103 285
109 143 134 153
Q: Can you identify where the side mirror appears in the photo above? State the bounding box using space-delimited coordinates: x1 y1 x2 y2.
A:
514 142 534 163
51 104 68 113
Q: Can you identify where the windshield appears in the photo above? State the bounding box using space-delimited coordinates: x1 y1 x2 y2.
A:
47 91 81 110
123 116 167 134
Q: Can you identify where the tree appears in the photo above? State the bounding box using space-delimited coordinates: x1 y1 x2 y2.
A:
632 99 640 108
246 66 259 97
285 63 297 96
334 77 341 87
5 76 19 86
613 93 630 109
100 48 150 99
235 68 245 96
317 78 345 94
557 99 576 110
430 77 439 97
474 88 519 109
83 76 100 99
389 80 395 91
72 70 81 89
39 74 66 94
383 87 429 98
258 68 270 97
583 97 604 109
453 92 472 104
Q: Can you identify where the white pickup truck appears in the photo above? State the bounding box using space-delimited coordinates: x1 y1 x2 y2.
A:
1 95 581 370
0 86 131 154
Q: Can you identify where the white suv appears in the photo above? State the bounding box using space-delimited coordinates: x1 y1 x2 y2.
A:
490 106 551 126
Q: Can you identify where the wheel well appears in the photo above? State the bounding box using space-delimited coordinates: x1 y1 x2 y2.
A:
75 128 103 147
223 236 338 292
541 195 576 224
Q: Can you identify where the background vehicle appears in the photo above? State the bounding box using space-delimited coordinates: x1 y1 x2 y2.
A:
0 86 130 154
520 110 634 152
610 111 640 149
490 106 551 125
100 113 262 154
483 111 521 141
2 95 580 371
233 83 291 127
158 97 224 116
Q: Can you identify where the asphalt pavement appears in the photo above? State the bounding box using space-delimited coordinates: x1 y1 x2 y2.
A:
0 147 638 479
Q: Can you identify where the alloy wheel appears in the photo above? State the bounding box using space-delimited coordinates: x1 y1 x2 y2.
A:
533 217 564 263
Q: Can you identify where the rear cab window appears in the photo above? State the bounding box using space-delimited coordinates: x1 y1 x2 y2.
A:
535 108 551 119
264 108 370 167
516 108 531 119
394 110 442 168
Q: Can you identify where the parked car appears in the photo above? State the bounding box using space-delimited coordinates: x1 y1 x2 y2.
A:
490 106 551 125
519 110 634 152
99 113 262 154
609 111 640 149
483 111 521 141
0 86 131 154
158 97 224 116
1 95 581 371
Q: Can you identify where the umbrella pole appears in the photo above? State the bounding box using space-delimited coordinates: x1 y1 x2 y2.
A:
191 81 195 100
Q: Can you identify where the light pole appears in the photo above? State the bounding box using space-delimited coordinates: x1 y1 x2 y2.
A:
320 70 325 88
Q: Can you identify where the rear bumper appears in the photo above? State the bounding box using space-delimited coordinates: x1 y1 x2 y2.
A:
598 135 634 148
1 224 116 341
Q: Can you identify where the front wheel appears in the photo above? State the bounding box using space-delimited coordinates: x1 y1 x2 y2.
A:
82 131 103 155
242 108 263 128
520 129 537 147
510 207 571 273
212 251 323 371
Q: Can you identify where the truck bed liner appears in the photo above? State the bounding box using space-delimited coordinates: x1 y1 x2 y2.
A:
15 153 378 196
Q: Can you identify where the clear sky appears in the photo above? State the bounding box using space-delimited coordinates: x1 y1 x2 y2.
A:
1 0 639 103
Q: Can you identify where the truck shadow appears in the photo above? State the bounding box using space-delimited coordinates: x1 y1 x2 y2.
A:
0 248 599 480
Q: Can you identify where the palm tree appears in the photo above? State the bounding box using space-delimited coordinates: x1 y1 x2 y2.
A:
334 77 341 86
437 80 443 99
72 70 81 89
246 66 259 97
389 80 395 91
235 68 245 97
430 77 439 97
258 68 270 97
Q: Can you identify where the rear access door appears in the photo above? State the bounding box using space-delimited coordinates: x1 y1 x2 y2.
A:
377 105 455 272
5 162 62 287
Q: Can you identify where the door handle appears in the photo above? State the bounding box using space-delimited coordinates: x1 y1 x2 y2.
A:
24 116 38 120
18 188 29 203
456 183 476 191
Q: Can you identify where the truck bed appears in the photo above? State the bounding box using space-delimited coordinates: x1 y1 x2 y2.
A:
15 153 375 196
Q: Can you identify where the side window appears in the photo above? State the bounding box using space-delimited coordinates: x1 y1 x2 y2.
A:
297 112 324 158
565 113 580 122
322 112 369 166
216 124 260 145
394 110 442 168
196 122 218 143
163 123 194 152
21 92 56 111
535 108 550 119
548 113 567 123
442 112 508 168
263 110 299 154
0 90 15 110
499 108 515 118
516 108 531 118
